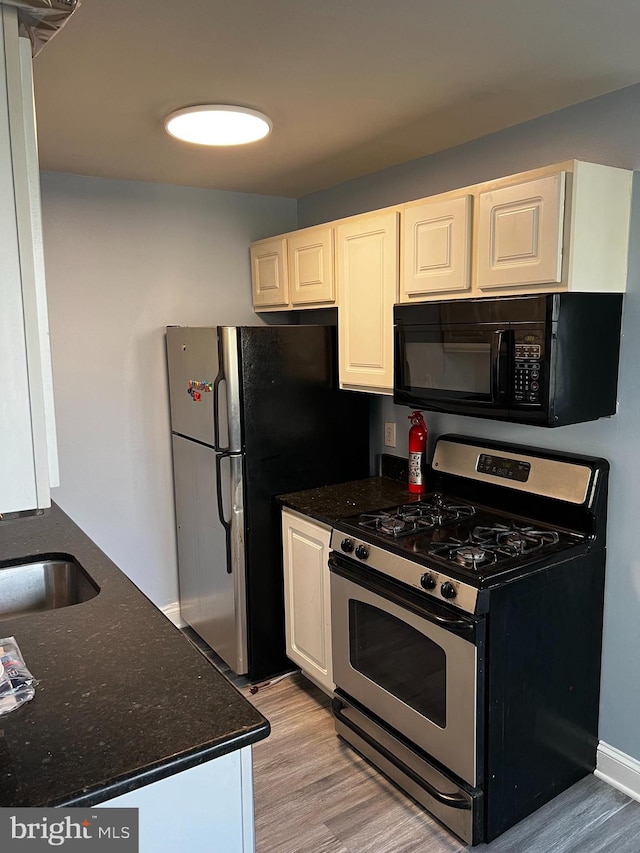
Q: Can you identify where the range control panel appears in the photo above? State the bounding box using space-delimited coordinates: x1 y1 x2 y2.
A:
477 453 531 483
330 529 481 614
513 342 542 404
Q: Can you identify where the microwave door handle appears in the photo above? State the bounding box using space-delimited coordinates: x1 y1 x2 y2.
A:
492 329 511 404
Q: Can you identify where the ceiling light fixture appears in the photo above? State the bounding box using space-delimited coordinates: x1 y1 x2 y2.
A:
164 105 272 146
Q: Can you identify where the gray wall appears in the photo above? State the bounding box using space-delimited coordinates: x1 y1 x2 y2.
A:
299 83 640 762
41 172 297 608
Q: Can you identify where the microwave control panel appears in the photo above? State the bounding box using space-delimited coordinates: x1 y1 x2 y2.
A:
513 343 542 404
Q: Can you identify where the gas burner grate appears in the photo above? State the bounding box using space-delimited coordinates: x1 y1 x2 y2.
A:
400 499 476 528
428 522 562 569
473 523 560 556
357 495 476 539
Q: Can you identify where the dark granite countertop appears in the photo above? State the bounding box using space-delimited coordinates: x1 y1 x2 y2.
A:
278 475 416 527
0 504 269 808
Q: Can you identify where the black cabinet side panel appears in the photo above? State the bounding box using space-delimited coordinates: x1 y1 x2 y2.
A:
238 325 371 682
550 293 622 426
484 551 605 842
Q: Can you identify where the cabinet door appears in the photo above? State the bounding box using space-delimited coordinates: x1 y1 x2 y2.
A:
0 9 57 514
250 237 289 307
103 747 255 853
337 209 399 394
282 511 333 693
289 225 335 306
477 173 565 290
402 194 472 299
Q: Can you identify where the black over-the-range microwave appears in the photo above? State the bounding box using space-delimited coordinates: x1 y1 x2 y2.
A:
394 293 623 427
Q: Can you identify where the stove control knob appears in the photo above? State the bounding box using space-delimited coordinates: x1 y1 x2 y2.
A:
441 581 457 600
420 573 436 590
340 538 354 554
355 544 369 561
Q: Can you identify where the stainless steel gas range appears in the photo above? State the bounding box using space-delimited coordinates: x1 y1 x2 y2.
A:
329 434 608 846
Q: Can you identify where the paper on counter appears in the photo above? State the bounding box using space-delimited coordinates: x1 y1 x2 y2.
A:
0 636 37 716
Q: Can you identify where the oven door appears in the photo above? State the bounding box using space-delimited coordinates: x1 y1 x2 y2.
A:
330 554 484 787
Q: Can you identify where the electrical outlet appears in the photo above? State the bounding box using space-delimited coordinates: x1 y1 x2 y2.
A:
384 422 396 448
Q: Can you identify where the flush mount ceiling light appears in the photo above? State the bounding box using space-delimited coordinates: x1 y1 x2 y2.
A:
164 105 272 146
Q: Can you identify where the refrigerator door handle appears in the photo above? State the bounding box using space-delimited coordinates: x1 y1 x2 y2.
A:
229 453 248 672
215 451 233 574
213 334 228 453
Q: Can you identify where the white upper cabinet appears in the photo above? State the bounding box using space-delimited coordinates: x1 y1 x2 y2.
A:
337 208 399 394
249 160 632 375
476 161 632 295
251 225 337 310
250 236 289 308
288 225 335 306
0 7 58 515
402 193 472 300
399 160 632 302
477 174 564 290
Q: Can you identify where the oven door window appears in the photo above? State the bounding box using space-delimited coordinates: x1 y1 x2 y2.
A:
396 325 503 402
349 599 446 728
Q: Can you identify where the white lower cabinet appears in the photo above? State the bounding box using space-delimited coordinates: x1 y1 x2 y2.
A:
282 509 333 693
102 746 255 853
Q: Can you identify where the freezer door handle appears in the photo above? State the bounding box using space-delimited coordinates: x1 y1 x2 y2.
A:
215 452 233 574
213 335 228 453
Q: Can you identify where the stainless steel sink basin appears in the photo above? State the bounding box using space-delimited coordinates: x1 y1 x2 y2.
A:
0 558 99 621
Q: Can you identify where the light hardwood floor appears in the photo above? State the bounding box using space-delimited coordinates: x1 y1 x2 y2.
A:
243 673 640 853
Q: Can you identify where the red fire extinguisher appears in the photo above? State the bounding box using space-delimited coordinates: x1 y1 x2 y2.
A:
408 411 428 494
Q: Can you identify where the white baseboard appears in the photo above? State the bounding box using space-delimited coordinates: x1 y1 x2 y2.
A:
595 741 640 803
161 601 186 628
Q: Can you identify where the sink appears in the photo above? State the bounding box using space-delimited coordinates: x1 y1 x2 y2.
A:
0 557 99 621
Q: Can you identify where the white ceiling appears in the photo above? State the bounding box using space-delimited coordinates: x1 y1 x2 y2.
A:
31 0 640 198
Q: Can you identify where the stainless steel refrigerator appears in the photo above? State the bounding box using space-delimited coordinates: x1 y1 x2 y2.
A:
166 324 370 682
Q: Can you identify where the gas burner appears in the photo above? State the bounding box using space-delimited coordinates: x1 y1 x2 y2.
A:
358 512 408 537
429 539 499 569
379 518 408 536
454 546 493 568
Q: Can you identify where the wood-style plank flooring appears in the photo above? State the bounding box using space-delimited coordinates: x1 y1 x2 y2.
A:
242 673 640 853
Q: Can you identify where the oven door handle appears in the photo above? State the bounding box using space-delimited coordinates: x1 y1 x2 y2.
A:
333 697 471 810
420 609 473 631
